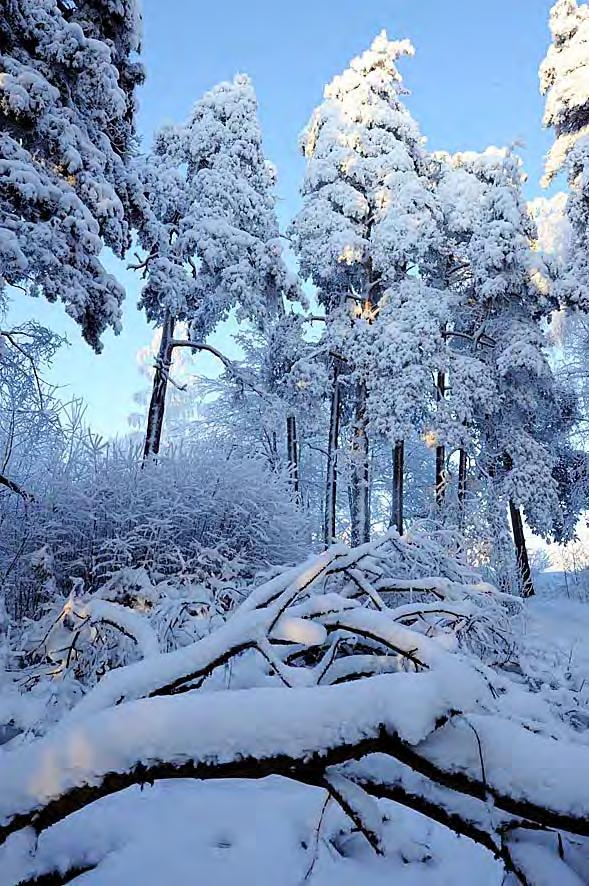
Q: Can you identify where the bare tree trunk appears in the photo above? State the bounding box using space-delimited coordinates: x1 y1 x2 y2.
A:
509 500 535 598
143 310 175 461
435 370 446 508
286 414 300 497
350 382 370 546
435 445 446 508
391 440 404 535
324 360 341 546
458 448 467 527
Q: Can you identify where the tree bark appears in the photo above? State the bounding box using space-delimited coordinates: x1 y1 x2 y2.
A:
286 414 300 497
143 311 175 461
458 448 467 527
324 360 342 546
391 440 404 535
435 445 446 508
509 500 535 598
435 370 446 509
350 382 370 546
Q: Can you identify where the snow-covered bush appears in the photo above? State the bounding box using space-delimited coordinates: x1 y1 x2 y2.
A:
0 432 312 732
1 436 311 620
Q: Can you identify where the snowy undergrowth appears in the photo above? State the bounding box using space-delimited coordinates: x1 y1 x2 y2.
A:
520 589 589 736
0 530 588 886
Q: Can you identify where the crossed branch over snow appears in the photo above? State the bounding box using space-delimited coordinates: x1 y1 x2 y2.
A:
1 531 587 886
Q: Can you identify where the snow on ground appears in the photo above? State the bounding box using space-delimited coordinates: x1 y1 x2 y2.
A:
525 594 589 682
521 578 589 733
2 778 502 886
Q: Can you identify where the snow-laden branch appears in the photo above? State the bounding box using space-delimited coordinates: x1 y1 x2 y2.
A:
59 533 515 726
81 600 160 659
31 595 161 680
341 757 588 884
0 671 460 846
60 544 356 721
374 575 519 607
2 670 589 867
3 533 585 885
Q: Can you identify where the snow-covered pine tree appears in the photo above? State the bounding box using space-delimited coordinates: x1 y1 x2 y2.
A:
540 0 589 310
429 150 489 523
290 32 444 544
0 0 143 349
540 0 589 183
135 75 298 458
438 147 566 595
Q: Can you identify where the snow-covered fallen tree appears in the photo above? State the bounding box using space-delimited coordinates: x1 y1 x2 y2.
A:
1 530 587 885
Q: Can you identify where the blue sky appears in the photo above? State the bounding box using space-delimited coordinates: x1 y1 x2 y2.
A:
9 0 558 438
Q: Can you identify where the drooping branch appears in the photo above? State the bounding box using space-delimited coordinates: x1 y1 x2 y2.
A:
143 327 270 460
81 600 160 659
169 339 268 398
0 472 33 501
0 329 45 406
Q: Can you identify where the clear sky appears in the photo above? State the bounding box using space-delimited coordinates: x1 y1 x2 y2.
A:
9 0 558 438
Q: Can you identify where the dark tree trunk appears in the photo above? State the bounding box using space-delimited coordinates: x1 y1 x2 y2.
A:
435 370 446 508
435 445 445 508
324 361 342 546
509 500 535 598
143 311 175 461
350 382 370 546
286 414 300 497
391 440 404 535
458 448 468 527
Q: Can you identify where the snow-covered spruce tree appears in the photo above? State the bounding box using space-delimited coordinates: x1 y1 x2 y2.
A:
0 0 143 349
437 148 569 596
528 194 589 544
135 75 299 459
291 32 444 544
427 151 489 526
